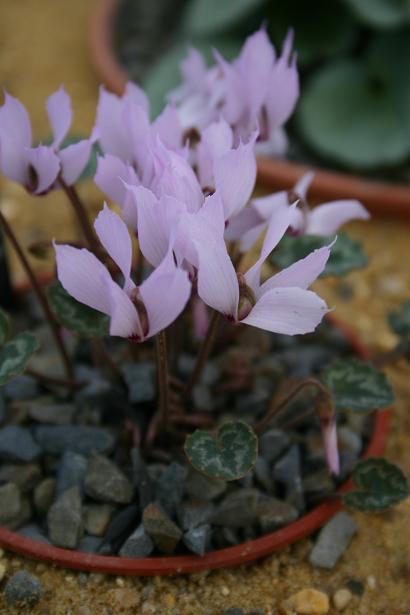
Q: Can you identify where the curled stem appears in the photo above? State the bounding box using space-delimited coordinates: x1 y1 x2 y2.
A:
0 209 73 381
254 377 333 435
186 310 220 395
59 178 100 254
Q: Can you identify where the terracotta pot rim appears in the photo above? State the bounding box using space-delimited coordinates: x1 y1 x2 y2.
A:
88 0 410 219
0 305 391 576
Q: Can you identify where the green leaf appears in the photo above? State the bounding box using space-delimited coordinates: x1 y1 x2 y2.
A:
297 59 410 169
184 421 258 481
322 359 394 412
271 233 368 277
344 458 409 511
183 0 268 36
388 300 410 338
268 0 357 67
143 38 243 118
0 332 39 386
0 308 11 346
343 0 410 29
47 281 109 338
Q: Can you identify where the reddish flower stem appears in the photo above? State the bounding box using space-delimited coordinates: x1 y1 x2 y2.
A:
155 330 170 430
186 310 220 395
58 178 100 254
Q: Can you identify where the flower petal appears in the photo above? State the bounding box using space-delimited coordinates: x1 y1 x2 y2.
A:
259 244 332 295
214 138 257 221
59 139 93 185
46 86 72 149
196 119 233 187
265 30 299 130
95 86 135 161
321 415 340 476
94 154 140 227
139 253 191 338
241 286 329 335
294 171 314 200
94 204 134 292
25 145 60 194
0 92 32 184
125 81 149 114
152 105 183 151
306 200 370 236
237 28 275 117
54 242 112 315
105 277 142 339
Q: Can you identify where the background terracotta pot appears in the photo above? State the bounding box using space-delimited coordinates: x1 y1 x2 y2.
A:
88 0 410 220
0 312 391 576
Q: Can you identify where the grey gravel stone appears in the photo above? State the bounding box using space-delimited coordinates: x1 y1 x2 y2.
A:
78 535 104 554
0 425 41 462
4 375 38 400
176 500 215 531
143 503 182 554
254 456 273 492
27 400 76 425
192 384 214 411
99 504 139 554
0 462 42 492
183 524 211 555
121 362 155 403
83 503 115 536
303 469 335 498
273 444 304 511
84 453 134 504
309 511 358 569
131 447 154 509
257 498 298 533
47 486 84 548
259 429 290 464
56 451 88 496
211 489 261 527
185 467 227 501
75 365 112 403
155 462 187 514
0 482 21 526
34 478 56 516
35 425 114 456
119 523 154 558
4 571 43 606
18 524 51 545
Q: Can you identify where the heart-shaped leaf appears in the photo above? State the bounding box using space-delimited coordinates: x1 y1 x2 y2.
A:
269 0 357 67
297 59 410 169
322 359 394 412
343 0 410 29
0 332 39 386
184 421 258 481
344 458 410 511
183 0 268 36
271 233 368 277
388 300 410 338
0 308 11 346
47 281 109 338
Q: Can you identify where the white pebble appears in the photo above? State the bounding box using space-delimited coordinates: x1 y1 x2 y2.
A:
333 588 352 610
367 575 376 590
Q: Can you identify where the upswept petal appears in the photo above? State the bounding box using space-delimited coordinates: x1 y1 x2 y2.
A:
306 200 370 236
94 204 134 292
25 146 60 194
237 28 275 117
213 137 257 221
213 50 244 125
241 286 329 335
224 204 263 243
321 416 340 476
259 244 332 296
59 138 93 185
196 119 233 187
139 252 191 338
265 30 299 130
294 171 314 200
197 191 225 237
0 92 32 184
180 47 208 92
125 81 149 114
95 86 135 161
252 190 289 221
94 154 140 227
152 105 183 151
105 277 142 339
46 86 72 148
54 242 112 315
245 203 295 292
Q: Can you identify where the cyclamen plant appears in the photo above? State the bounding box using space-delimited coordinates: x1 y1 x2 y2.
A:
0 28 408 524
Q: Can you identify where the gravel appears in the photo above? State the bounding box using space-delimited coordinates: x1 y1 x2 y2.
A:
0 425 41 462
143 503 182 554
84 453 134 504
119 523 154 558
47 485 84 548
309 511 358 569
35 425 115 456
4 570 43 606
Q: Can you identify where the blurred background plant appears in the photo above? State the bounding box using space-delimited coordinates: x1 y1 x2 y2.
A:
115 0 410 180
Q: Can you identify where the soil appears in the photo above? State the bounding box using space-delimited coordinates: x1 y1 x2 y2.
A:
0 1 410 614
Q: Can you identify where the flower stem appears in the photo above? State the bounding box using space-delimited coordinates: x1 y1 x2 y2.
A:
26 368 83 390
155 330 170 429
59 178 100 254
254 377 332 434
0 209 73 380
186 310 220 395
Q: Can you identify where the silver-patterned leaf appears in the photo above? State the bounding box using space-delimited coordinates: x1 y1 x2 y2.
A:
0 332 39 386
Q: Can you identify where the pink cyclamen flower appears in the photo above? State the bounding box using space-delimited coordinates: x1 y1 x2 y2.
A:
320 414 340 476
189 199 331 335
226 171 370 252
0 87 95 193
54 204 191 341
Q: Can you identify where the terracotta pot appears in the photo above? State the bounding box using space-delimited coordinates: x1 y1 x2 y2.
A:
88 0 410 219
0 310 391 576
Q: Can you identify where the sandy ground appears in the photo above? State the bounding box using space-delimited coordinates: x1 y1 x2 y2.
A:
0 1 410 613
